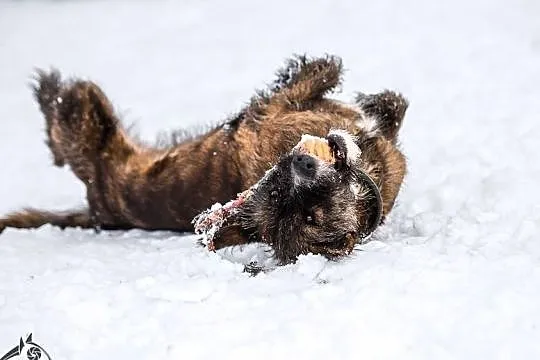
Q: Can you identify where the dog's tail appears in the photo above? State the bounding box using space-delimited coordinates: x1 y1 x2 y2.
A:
0 208 95 234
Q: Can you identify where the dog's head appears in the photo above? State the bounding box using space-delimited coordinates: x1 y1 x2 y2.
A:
196 129 387 265
241 129 382 264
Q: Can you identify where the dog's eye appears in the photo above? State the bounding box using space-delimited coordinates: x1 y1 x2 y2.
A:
305 208 322 226
334 158 344 171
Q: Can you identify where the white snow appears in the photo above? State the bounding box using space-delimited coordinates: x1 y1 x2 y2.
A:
1 0 540 359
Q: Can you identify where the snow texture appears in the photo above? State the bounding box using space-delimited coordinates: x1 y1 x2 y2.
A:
1 0 540 359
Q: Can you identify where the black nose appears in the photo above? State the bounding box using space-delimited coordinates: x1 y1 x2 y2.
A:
292 154 317 178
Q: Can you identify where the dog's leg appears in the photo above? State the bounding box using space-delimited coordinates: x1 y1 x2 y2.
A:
0 209 93 234
31 70 141 226
32 70 138 185
268 55 344 111
205 224 253 251
354 90 409 142
228 55 343 126
33 69 66 166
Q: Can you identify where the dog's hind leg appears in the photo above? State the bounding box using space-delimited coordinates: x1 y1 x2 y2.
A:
32 70 139 184
33 69 66 166
0 208 94 234
31 70 141 227
354 90 409 142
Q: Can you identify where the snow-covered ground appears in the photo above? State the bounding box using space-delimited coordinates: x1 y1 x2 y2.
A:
1 0 540 358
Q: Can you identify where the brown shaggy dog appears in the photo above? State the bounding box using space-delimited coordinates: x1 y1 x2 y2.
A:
0 55 408 265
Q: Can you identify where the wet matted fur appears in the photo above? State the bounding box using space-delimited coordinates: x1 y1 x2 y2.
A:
0 55 409 265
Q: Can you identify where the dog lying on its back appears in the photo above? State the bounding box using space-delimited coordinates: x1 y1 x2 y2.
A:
0 55 408 265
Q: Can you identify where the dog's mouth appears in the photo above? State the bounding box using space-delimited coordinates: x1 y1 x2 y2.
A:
293 134 347 171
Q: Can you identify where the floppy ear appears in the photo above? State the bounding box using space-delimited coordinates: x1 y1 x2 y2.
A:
210 224 253 250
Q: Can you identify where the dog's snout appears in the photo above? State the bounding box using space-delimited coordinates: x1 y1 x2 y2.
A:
292 154 317 178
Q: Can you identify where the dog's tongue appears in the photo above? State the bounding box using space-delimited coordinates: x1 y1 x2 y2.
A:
294 134 335 163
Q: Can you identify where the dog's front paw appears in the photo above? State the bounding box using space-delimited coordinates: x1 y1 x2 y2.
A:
355 90 406 114
355 90 408 140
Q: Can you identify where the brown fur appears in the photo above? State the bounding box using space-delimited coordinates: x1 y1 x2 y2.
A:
0 55 408 264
